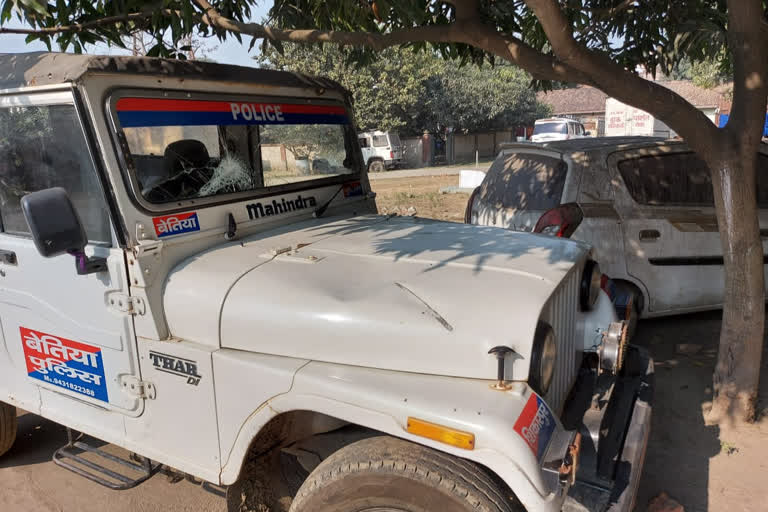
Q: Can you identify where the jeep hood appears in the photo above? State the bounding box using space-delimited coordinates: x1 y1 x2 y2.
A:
163 215 587 380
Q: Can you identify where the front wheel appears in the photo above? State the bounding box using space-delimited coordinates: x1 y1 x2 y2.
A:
0 401 17 457
368 160 385 173
289 436 521 512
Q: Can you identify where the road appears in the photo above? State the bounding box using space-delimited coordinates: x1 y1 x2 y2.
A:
367 162 491 180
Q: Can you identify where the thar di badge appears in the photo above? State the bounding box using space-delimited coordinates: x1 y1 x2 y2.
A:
149 351 202 386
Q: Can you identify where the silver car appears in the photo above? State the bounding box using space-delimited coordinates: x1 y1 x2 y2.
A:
466 137 768 318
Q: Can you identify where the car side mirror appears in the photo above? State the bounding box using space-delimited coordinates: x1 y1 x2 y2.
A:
21 187 107 275
584 131 591 136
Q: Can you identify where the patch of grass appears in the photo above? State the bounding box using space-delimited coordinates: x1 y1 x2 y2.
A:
425 191 441 208
393 191 414 203
720 440 739 455
370 175 471 223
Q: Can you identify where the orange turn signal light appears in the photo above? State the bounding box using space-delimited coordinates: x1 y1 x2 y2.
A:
406 417 475 450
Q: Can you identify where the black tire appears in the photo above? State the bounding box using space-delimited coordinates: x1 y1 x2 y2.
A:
0 401 17 457
368 160 385 173
289 435 521 512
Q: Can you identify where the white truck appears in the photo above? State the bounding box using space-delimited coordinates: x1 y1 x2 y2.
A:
0 52 652 512
604 98 675 138
358 130 403 171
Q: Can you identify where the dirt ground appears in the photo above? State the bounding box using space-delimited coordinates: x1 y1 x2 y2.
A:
1 175 767 511
634 311 768 512
370 174 471 222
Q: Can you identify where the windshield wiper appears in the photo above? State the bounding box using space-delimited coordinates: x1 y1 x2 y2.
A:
313 184 345 219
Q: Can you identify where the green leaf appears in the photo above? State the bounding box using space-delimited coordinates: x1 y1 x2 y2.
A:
146 42 164 57
19 0 48 16
272 38 284 56
1 1 14 24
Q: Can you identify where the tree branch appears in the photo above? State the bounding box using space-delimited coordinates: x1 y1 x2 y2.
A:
445 0 481 22
192 0 592 84
523 0 720 153
193 0 462 51
581 0 635 19
0 5 166 36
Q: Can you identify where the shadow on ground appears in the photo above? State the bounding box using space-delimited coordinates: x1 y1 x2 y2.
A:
633 309 768 512
0 412 68 468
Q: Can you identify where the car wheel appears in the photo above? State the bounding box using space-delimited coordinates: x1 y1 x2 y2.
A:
368 160 385 173
0 401 17 457
289 435 522 512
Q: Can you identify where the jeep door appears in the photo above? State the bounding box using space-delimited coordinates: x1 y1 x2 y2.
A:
359 135 373 163
609 147 768 314
0 89 144 416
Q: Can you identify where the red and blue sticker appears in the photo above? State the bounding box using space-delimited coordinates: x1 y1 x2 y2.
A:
116 98 350 128
21 327 109 403
343 181 364 198
513 393 556 460
153 211 200 238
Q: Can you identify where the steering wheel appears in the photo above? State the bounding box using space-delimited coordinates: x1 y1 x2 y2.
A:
144 166 214 203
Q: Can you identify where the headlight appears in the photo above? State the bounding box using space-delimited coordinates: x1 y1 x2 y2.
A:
530 321 557 396
580 260 602 311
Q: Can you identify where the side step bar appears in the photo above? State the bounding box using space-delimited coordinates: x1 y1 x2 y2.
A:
52 429 161 490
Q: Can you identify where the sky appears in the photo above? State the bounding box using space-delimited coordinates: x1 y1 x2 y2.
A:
0 3 271 68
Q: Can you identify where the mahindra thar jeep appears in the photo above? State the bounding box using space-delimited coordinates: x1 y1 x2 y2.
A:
0 52 653 512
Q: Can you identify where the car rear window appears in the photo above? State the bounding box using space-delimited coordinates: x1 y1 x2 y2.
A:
478 152 568 211
388 133 401 146
533 122 567 135
617 152 768 206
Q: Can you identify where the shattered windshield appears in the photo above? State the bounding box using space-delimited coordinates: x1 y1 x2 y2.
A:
115 96 357 204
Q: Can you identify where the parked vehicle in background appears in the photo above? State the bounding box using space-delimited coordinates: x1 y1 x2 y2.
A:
605 98 675 138
466 137 768 319
530 118 588 143
358 130 403 171
0 53 652 512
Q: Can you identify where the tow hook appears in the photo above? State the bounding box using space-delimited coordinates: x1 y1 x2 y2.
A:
558 432 582 485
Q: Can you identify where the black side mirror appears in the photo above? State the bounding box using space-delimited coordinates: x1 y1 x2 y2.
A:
21 187 106 275
21 187 86 257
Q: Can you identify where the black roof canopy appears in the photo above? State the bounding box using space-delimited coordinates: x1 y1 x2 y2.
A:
0 52 347 95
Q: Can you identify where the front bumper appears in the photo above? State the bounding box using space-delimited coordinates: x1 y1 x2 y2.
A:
561 345 654 512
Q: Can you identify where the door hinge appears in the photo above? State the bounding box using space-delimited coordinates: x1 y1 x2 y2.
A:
134 223 164 258
119 375 156 400
107 292 146 316
133 239 163 259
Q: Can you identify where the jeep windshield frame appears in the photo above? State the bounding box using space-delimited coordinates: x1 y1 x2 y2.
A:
106 89 363 214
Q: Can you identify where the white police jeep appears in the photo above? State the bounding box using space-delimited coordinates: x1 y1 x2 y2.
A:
0 52 653 512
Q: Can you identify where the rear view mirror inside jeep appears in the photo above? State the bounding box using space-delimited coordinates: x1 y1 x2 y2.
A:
113 96 359 204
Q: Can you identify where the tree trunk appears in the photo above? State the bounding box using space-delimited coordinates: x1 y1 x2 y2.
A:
705 140 765 423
